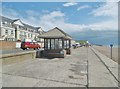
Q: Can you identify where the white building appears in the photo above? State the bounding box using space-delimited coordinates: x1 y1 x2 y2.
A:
0 16 45 42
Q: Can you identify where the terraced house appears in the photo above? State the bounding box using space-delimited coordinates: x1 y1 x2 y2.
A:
0 16 45 42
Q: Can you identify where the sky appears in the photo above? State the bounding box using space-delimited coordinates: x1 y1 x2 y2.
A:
1 1 118 46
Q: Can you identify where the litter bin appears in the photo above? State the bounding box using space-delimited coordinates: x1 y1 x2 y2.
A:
36 50 44 58
66 49 71 55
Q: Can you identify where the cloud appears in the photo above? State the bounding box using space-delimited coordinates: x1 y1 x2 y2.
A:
26 10 40 16
39 11 65 30
63 2 78 7
39 10 117 33
38 11 88 32
2 2 118 45
2 7 20 19
77 5 90 11
0 7 2 16
49 11 65 17
88 2 118 31
91 2 118 18
41 10 49 13
2 7 40 26
87 20 117 30
39 11 65 25
2 2 118 33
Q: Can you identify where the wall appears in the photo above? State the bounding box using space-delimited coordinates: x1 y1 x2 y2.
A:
0 41 44 50
0 41 16 50
1 51 36 65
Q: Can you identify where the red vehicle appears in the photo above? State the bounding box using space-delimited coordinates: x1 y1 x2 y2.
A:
21 41 41 50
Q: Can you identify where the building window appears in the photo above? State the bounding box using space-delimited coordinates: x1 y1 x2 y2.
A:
20 31 22 35
23 32 26 37
24 32 26 35
28 33 30 38
5 30 8 34
3 21 7 25
2 22 5 25
11 30 13 35
29 33 31 38
5 22 7 24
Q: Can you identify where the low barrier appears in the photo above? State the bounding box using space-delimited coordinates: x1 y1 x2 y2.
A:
0 51 36 65
0 41 16 50
0 41 44 50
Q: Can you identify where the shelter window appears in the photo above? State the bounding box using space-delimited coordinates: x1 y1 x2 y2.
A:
58 39 62 49
48 39 50 49
64 40 67 49
55 39 59 49
45 39 48 49
67 40 69 48
51 39 55 49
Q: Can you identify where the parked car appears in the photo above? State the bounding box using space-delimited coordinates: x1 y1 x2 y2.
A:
21 41 41 50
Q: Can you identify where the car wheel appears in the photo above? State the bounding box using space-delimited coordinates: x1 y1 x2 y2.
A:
22 48 25 50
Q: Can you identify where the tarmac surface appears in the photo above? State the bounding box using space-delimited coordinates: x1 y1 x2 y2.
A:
1 47 119 88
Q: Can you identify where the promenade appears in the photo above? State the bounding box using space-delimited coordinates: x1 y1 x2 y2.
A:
92 45 118 63
2 47 119 88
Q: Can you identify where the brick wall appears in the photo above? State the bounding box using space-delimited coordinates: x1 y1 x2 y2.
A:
0 41 44 50
0 41 16 50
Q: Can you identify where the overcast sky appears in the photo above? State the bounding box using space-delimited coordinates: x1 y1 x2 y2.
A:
2 1 118 45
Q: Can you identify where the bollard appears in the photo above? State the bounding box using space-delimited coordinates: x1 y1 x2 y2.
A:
110 44 113 59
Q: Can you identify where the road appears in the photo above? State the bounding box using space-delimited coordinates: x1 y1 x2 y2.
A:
2 47 119 88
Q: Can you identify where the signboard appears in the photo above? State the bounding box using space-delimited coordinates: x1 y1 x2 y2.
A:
16 42 21 48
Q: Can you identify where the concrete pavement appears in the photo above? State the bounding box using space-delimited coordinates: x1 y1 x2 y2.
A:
88 47 118 87
1 47 119 87
2 48 88 87
0 58 2 88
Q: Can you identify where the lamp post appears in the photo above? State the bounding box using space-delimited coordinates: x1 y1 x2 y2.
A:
110 44 113 59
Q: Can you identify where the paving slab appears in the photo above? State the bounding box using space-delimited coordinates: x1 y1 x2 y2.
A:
88 48 118 87
34 79 85 87
0 59 2 89
2 47 119 87
91 47 118 80
2 74 39 87
2 48 88 87
0 73 2 88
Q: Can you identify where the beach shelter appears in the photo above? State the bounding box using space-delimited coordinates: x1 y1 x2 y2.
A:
38 27 72 58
